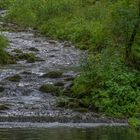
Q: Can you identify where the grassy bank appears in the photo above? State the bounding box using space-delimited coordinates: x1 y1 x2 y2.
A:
2 0 140 120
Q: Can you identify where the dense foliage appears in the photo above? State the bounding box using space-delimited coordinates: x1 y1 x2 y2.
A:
1 0 140 119
0 0 14 9
73 48 140 117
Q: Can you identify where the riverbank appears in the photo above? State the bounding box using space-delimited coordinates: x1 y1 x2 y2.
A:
0 0 140 125
0 10 129 124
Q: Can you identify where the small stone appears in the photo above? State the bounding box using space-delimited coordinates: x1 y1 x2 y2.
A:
73 108 88 113
63 41 72 47
48 40 57 44
0 86 5 92
29 47 39 52
22 71 32 75
64 77 75 81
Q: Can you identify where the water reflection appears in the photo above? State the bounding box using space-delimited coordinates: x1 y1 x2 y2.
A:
0 126 139 140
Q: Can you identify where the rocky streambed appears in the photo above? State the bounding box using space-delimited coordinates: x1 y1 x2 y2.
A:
0 11 127 124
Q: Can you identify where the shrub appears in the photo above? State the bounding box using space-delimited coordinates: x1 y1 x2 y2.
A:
73 48 140 117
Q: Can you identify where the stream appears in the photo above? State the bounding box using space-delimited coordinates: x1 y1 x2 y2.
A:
0 10 126 123
0 10 136 140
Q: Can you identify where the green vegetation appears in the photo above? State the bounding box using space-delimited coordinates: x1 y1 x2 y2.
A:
0 0 13 9
72 49 140 117
0 35 15 64
1 0 140 121
129 117 140 128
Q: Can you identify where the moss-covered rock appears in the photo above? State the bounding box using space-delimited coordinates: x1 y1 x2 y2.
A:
55 96 82 109
54 82 65 87
55 96 70 107
39 84 61 95
15 52 37 63
8 74 21 82
62 89 72 97
0 104 9 110
0 86 5 92
42 71 63 78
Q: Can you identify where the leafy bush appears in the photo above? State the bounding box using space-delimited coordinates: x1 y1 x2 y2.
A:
73 48 140 117
0 0 13 9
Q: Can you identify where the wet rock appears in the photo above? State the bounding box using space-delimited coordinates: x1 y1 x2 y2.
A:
22 71 32 75
28 47 39 52
12 49 23 54
64 77 75 81
63 41 72 47
0 104 9 110
39 84 61 95
64 81 74 90
54 82 65 87
42 71 63 78
49 55 55 57
68 102 81 108
55 96 81 109
73 108 88 113
8 74 21 82
62 89 72 97
48 40 57 44
0 86 5 92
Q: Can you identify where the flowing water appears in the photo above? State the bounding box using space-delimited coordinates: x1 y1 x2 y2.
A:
0 125 139 140
0 10 134 140
0 11 126 123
